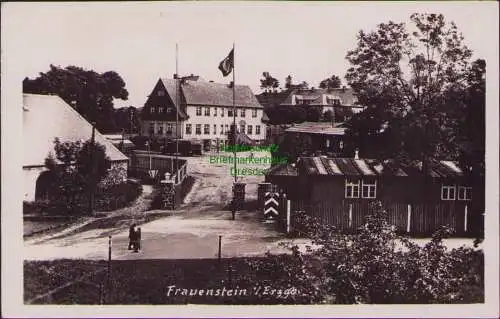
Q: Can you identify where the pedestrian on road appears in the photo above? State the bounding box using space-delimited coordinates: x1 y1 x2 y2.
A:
128 224 137 250
134 227 142 252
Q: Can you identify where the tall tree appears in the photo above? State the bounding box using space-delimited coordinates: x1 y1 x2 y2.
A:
23 65 129 133
319 75 342 89
114 106 141 134
345 13 474 170
260 72 280 92
285 75 293 89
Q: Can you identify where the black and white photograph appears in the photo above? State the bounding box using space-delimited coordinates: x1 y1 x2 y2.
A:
1 1 499 318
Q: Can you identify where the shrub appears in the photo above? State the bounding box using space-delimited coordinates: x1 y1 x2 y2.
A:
95 180 143 211
245 201 484 304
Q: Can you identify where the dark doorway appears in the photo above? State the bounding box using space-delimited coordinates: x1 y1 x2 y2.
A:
35 171 57 201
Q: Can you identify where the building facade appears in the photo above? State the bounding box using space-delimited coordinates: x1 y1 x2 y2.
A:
23 94 129 202
141 76 266 148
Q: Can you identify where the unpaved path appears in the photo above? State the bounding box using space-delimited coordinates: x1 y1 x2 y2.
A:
24 152 304 260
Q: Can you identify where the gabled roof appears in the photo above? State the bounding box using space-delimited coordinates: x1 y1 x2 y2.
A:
158 79 188 119
23 94 128 167
285 122 346 136
266 163 298 177
161 78 262 108
298 157 465 178
280 87 358 106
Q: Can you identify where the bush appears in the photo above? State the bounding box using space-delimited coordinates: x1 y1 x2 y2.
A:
95 180 143 211
245 202 484 304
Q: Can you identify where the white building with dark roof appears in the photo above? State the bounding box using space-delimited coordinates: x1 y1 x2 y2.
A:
23 93 129 201
141 76 266 149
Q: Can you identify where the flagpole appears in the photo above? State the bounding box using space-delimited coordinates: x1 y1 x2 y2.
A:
175 43 179 184
232 42 236 184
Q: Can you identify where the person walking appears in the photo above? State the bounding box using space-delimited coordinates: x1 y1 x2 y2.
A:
128 224 137 250
134 227 142 252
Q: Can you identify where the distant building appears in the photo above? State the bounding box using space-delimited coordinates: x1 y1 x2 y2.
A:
284 122 347 157
23 94 129 202
141 76 266 150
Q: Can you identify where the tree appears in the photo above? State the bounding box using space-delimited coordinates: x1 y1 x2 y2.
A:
322 110 334 122
319 75 342 89
23 65 129 133
345 13 474 170
285 75 293 89
274 132 313 163
264 105 307 125
45 138 110 214
114 106 141 134
306 106 322 122
260 72 280 93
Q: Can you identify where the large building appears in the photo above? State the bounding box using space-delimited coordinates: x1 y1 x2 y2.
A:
141 76 266 149
23 93 129 202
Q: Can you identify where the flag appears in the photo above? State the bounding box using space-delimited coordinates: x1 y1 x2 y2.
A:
218 48 234 77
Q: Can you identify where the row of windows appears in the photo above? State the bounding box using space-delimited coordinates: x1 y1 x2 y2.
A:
195 107 258 118
149 123 174 135
185 124 261 136
345 180 376 199
150 107 173 114
442 185 471 201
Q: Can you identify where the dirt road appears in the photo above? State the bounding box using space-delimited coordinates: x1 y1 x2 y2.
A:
24 152 303 260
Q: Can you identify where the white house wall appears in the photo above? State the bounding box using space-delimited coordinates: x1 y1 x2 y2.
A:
23 166 47 202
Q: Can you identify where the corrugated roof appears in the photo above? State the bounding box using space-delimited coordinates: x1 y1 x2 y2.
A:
266 163 298 177
299 157 465 178
23 94 128 167
285 122 346 136
162 78 262 108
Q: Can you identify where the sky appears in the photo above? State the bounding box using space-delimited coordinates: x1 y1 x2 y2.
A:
2 1 498 109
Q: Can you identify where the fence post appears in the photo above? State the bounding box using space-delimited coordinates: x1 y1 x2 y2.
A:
286 199 291 234
218 235 222 263
348 203 353 228
464 204 468 233
107 236 112 302
407 204 411 233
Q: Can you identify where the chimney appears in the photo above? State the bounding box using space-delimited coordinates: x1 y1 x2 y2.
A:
354 149 359 159
173 74 178 79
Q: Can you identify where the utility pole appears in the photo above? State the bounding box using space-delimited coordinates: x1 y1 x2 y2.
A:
175 43 179 184
88 122 96 216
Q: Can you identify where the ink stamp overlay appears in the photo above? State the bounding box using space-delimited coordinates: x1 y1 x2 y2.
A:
1 1 498 318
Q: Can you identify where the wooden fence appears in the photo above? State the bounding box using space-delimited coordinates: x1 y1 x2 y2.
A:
129 151 187 185
289 199 481 237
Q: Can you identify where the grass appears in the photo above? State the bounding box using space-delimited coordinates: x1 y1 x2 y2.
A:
24 257 289 305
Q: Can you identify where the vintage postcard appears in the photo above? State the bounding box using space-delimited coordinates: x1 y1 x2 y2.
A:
1 1 499 318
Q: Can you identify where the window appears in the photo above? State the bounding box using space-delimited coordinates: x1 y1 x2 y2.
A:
196 107 202 116
256 125 261 135
166 123 173 135
220 125 224 135
228 109 233 117
157 124 163 135
166 107 173 113
240 124 245 134
221 108 225 117
213 124 217 135
339 141 344 149
158 107 164 113
247 125 253 134
225 124 229 132
345 179 360 198
157 90 165 96
204 107 210 116
204 124 210 135
240 108 246 117
441 185 456 200
252 109 258 118
458 186 472 200
149 122 154 135
195 124 201 135
151 107 156 113
186 124 192 135
362 180 377 198
214 108 217 116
